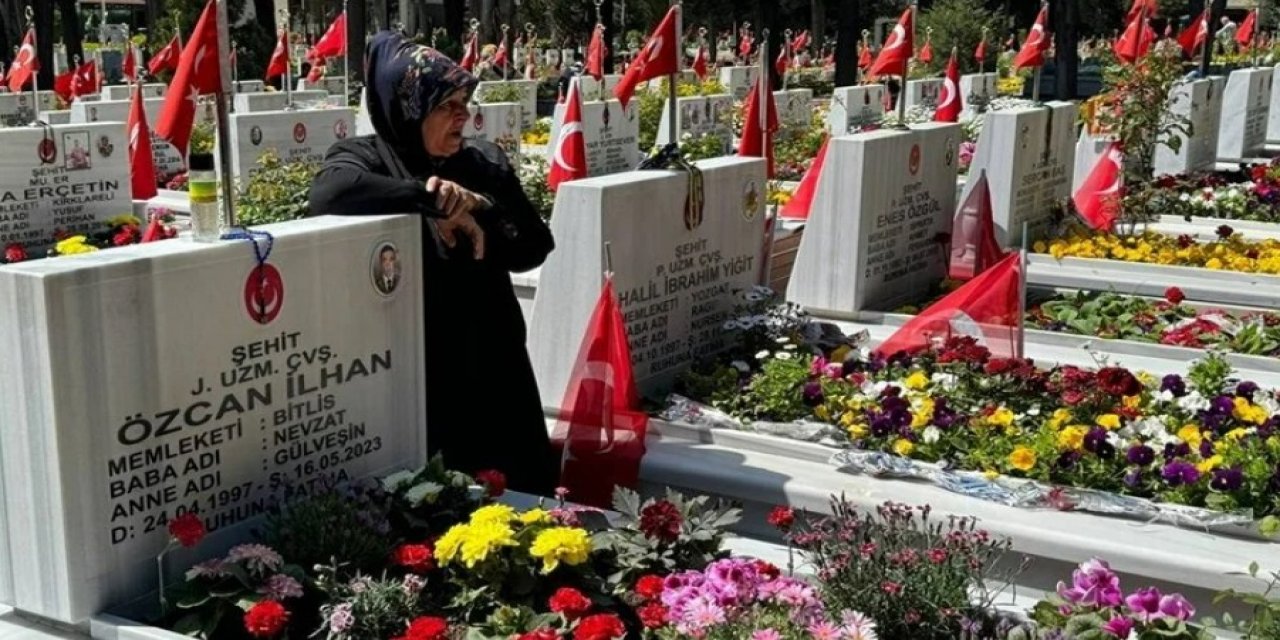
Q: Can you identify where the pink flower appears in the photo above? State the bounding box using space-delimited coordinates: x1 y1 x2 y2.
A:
1158 593 1195 621
1101 615 1135 638
1125 587 1162 621
258 574 303 600
1056 558 1123 608
752 630 781 640
807 621 842 640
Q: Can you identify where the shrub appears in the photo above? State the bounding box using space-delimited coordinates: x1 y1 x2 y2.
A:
235 150 319 226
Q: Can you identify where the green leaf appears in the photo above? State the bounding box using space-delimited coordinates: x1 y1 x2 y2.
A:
1259 516 1279 538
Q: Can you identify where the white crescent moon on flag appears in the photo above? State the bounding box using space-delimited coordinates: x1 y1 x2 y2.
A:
129 123 141 155
948 311 989 346
884 25 906 52
1027 24 1045 49
1098 149 1124 196
553 122 583 175
16 42 34 65
939 76 958 110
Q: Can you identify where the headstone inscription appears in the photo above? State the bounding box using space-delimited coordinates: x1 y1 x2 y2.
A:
69 97 186 178
0 215 426 624
0 122 131 255
773 89 814 140
103 84 166 101
786 123 961 316
225 108 356 181
655 94 735 154
474 80 539 128
232 90 331 113
827 85 888 135
1217 67 1271 161
548 98 641 177
1156 77 1223 177
905 78 944 112
528 157 768 403
959 73 997 120
463 101 522 161
959 101 1077 247
718 66 759 102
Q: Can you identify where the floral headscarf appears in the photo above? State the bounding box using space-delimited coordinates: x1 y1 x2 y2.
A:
365 31 478 170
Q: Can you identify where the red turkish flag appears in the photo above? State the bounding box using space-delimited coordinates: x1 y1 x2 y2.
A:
459 33 479 71
974 37 988 63
1126 0 1158 22
313 11 347 58
1178 10 1208 57
71 59 99 98
948 171 1007 281
858 42 873 69
493 39 509 69
739 33 753 58
870 8 913 77
779 136 829 220
307 62 325 83
1074 142 1124 232
613 6 679 109
1114 7 1156 64
877 252 1023 359
548 78 588 190
552 276 649 509
1013 6 1050 70
738 76 779 178
123 45 137 83
53 70 75 103
585 25 605 80
934 51 961 123
128 85 158 201
155 0 222 159
7 28 37 92
692 44 708 80
918 38 934 64
148 35 182 76
775 44 789 76
791 30 810 53
266 30 290 81
1237 9 1258 49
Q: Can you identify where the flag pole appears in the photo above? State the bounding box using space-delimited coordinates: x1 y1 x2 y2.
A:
342 0 350 105
979 26 988 75
282 10 293 109
1198 0 1212 76
782 29 792 91
1031 1 1046 103
231 39 238 98
1251 9 1259 68
25 7 40 126
858 29 869 85
214 0 237 230
898 3 916 127
1018 220 1028 360
665 0 680 150
757 27 775 287
502 24 510 82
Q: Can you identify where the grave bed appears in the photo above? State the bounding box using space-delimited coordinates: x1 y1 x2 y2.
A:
1027 254 1280 308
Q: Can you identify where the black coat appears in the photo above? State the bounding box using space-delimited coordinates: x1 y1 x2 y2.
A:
309 135 558 494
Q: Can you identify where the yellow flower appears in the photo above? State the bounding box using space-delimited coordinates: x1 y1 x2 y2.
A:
1178 425 1203 448
1206 257 1224 270
55 235 99 255
815 405 831 421
106 214 141 228
519 508 552 526
1232 397 1268 425
1122 394 1143 410
1008 446 1037 472
893 438 915 456
904 371 929 391
1196 455 1223 474
1223 428 1249 443
434 523 468 565
459 520 518 567
911 397 936 429
986 407 1015 430
848 423 869 440
1047 409 1073 431
1057 426 1089 451
528 526 592 574
469 504 517 526
1095 414 1122 431
982 469 1000 481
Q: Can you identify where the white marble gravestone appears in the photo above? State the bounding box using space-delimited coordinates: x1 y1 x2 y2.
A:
576 74 622 101
68 98 186 178
39 110 71 125
1266 64 1280 144
960 72 997 120
474 79 539 128
905 78 944 112
463 101 522 161
225 108 355 180
655 94 735 153
0 215 426 624
295 77 345 95
232 80 266 94
0 122 131 255
1217 67 1271 161
961 102 1076 247
102 84 166 101
787 123 961 316
356 87 374 137
773 88 813 139
827 85 888 135
0 92 61 127
548 97 642 176
1155 77 1223 177
232 90 331 113
719 66 760 102
529 156 768 402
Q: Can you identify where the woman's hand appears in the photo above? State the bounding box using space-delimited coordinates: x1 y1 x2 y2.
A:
426 176 491 219
434 213 486 260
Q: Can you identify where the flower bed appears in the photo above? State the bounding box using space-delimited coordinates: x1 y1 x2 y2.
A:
0 213 178 265
1035 228 1280 275
1143 162 1280 223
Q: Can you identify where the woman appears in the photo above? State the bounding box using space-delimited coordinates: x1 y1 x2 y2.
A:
309 31 557 493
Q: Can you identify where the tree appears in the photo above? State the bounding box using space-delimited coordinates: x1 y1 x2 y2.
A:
57 0 84 73
834 0 860 87
1050 0 1078 100
34 0 52 88
918 0 1006 74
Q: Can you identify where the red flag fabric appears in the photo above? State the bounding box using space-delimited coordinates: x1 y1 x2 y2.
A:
495 39 510 70
948 171 1006 281
7 28 37 92
779 136 829 220
1114 7 1156 64
148 35 182 76
553 276 649 509
613 6 679 109
918 38 934 64
1013 6 1050 70
739 33 753 58
548 78 588 190
738 76 779 178
1237 9 1258 48
53 70 75 103
266 30 290 81
934 52 961 122
974 37 988 62
307 62 325 83
585 25 605 80
870 8 913 77
155 0 222 159
877 252 1023 359
128 85 158 201
775 44 789 76
123 45 136 83
1074 142 1124 232
71 59 99 98
459 33 479 71
1177 10 1208 57
692 45 708 80
1126 0 1158 21
313 11 347 58
858 42 873 69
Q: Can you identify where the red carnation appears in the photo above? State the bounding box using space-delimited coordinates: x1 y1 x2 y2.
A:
474 469 507 497
1097 367 1142 397
548 586 592 620
113 224 139 247
767 505 795 531
243 600 289 638
3 243 27 263
1165 287 1185 304
517 630 560 640
637 602 668 629
753 559 781 579
573 613 626 640
167 512 206 548
638 500 682 542
1217 224 1234 239
634 574 665 601
392 543 435 573
396 616 449 640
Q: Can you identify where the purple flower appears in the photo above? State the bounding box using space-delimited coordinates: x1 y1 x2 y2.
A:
258 573 303 600
807 621 842 640
1199 439 1215 458
1101 616 1135 638
1211 467 1244 492
802 381 825 407
1125 587 1162 621
1085 428 1115 458
327 603 355 634
1123 469 1144 488
1163 442 1192 461
1056 558 1123 608
1236 381 1259 398
1210 395 1236 415
1158 593 1196 621
1161 460 1201 486
1057 451 1081 469
1160 374 1187 397
1126 445 1155 466
1259 417 1278 439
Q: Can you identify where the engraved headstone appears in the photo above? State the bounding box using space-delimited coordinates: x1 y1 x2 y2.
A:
1265 64 1280 144
528 157 768 402
0 215 426 624
773 88 813 139
576 74 622 101
827 84 888 135
69 97 186 178
787 123 961 315
463 101 522 162
959 72 997 120
548 98 642 176
474 80 539 128
232 80 266 93
232 90 331 112
905 78 945 112
0 91 61 126
295 77 345 95
103 84 166 101
960 102 1076 247
655 94 735 154
225 108 356 181
1156 77 1223 177
718 66 760 102
1217 67 1271 161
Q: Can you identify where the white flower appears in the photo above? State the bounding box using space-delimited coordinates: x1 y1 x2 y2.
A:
922 426 941 444
1106 431 1125 449
381 470 417 493
775 336 791 344
755 350 771 360
1026 405 1041 416
930 372 957 389
775 351 793 360
405 481 444 506
448 470 471 487
1175 391 1210 412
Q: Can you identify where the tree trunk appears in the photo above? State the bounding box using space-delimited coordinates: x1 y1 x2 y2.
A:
834 0 859 88
348 0 366 82
600 0 615 73
811 0 825 50
477 0 495 43
57 0 84 74
34 0 54 89
443 0 466 46
1051 0 1078 100
758 0 778 89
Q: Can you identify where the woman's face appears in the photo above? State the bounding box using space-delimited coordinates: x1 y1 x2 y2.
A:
422 88 471 157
